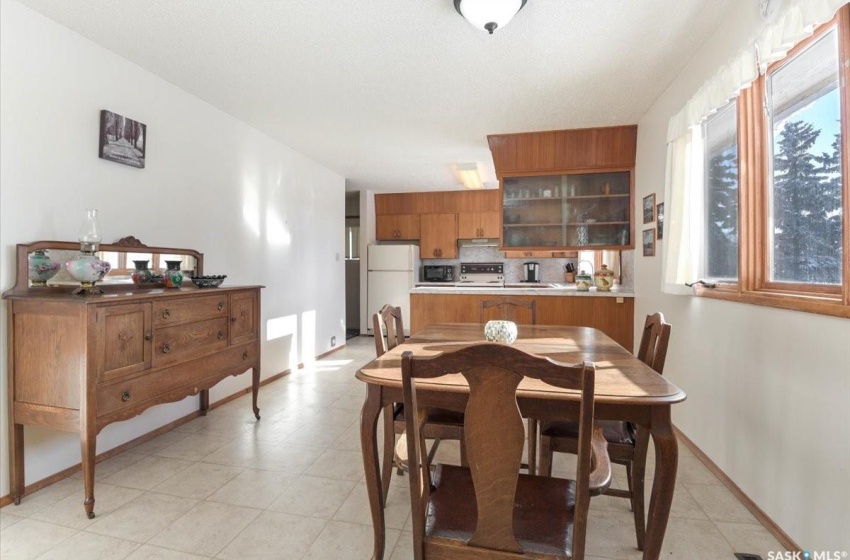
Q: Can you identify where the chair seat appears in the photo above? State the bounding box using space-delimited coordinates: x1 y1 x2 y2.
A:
426 464 576 557
543 420 635 445
393 405 464 427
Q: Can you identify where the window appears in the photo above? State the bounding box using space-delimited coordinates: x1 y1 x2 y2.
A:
703 102 739 281
766 28 843 286
687 8 850 318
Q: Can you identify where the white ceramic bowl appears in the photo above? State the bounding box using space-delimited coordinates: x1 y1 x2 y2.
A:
484 320 518 344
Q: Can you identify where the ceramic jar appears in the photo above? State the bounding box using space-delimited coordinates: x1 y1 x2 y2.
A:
484 320 518 344
66 254 111 287
594 264 615 292
131 260 152 285
576 270 592 292
163 260 184 288
28 250 61 286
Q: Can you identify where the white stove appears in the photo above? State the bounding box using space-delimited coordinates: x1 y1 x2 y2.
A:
458 262 505 287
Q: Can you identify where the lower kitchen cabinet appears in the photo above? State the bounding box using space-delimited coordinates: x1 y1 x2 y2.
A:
410 292 634 350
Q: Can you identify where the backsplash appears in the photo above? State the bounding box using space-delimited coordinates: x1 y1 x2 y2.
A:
423 246 634 287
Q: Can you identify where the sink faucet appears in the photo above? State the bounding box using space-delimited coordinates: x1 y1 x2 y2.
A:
578 259 595 277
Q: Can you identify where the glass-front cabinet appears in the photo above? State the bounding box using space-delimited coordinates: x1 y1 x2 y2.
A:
501 170 633 250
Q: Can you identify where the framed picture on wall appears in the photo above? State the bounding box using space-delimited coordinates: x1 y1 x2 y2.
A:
642 193 656 223
657 202 664 240
99 110 146 169
642 228 656 257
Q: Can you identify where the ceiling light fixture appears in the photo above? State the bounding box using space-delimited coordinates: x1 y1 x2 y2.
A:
454 0 527 35
455 163 484 189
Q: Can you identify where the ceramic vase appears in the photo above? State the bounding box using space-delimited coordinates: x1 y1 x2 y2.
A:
163 260 184 288
131 260 152 285
66 253 111 291
594 264 615 291
28 250 61 286
576 271 592 292
484 320 518 344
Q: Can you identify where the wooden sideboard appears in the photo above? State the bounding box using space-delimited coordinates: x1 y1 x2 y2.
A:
3 240 262 518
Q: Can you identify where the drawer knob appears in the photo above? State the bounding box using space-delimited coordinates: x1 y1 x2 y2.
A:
144 333 152 341
217 302 225 311
242 351 249 361
161 343 171 354
162 309 171 319
121 391 131 402
217 331 225 340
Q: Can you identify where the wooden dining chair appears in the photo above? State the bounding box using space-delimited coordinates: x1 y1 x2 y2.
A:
480 297 540 473
480 297 537 324
538 312 671 552
372 304 466 503
401 344 611 560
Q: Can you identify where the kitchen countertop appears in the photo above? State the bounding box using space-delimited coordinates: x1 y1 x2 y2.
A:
411 283 635 297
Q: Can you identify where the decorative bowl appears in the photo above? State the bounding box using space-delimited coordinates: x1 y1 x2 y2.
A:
484 320 518 344
190 275 226 288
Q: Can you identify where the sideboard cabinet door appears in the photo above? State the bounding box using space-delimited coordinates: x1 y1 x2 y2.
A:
96 303 152 383
230 291 258 345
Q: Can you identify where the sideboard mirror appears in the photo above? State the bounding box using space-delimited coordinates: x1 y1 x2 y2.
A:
11 236 203 291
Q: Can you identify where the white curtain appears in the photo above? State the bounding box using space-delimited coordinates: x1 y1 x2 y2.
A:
662 127 704 295
758 0 850 72
662 0 849 294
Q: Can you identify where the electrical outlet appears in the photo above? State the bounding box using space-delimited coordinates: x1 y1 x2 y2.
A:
330 336 336 347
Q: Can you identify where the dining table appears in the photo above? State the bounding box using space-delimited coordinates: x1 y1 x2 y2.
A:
356 323 687 560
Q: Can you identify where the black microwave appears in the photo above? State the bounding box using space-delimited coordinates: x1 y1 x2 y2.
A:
423 265 454 282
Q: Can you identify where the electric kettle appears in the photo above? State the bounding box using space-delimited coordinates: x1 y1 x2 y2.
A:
523 262 540 283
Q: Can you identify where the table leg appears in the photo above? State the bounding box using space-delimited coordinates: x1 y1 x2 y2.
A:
81 425 97 519
199 389 210 416
642 407 677 560
10 423 24 505
631 426 650 551
361 385 386 560
252 363 261 420
527 418 538 475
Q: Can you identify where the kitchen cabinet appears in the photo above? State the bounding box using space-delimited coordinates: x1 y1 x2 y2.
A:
420 213 458 259
3 239 262 519
458 211 500 239
503 250 578 259
501 170 634 251
410 292 634 349
376 213 420 240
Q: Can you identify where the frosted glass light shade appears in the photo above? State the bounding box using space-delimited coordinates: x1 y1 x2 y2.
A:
454 0 527 34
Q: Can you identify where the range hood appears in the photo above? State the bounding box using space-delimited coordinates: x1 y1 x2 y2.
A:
458 238 500 248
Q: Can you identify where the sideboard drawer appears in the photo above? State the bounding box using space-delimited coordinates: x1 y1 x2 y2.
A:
153 317 229 367
97 342 259 417
153 294 229 328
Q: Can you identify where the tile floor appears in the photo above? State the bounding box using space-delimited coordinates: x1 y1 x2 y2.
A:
0 336 785 560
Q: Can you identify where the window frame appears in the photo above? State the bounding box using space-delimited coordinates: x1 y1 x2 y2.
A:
695 7 850 318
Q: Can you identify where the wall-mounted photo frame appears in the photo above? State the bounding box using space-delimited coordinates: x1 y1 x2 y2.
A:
99 110 146 168
642 228 656 257
656 202 664 240
642 193 656 224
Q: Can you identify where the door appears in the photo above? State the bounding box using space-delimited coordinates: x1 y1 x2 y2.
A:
230 291 258 345
368 244 417 271
96 303 152 382
376 214 420 240
367 271 413 336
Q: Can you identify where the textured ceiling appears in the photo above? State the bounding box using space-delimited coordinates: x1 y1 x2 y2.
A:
18 0 738 193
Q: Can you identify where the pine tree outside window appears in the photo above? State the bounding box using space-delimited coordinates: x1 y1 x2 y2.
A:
703 102 739 281
766 28 843 286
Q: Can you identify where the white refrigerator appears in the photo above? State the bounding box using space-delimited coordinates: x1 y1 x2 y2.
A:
367 244 420 336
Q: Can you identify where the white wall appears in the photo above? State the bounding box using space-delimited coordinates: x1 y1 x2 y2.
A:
0 1 346 494
634 1 850 549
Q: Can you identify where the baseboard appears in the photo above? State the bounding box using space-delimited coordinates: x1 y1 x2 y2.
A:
0 342 347 509
673 426 800 552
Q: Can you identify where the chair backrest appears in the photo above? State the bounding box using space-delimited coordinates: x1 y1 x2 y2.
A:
402 344 595 557
480 297 537 325
372 304 405 357
636 312 671 374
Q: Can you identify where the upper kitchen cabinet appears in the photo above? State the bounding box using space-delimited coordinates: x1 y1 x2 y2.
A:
502 170 633 250
458 211 500 239
488 126 637 251
487 126 637 177
420 213 458 259
376 214 420 240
